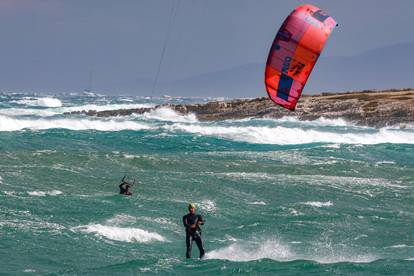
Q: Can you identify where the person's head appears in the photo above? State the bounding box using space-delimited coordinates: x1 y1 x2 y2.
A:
188 203 196 214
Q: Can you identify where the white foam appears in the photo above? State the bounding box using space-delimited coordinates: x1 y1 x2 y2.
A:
142 107 198 123
375 160 396 165
61 103 155 113
13 97 62 107
34 150 56 154
123 154 139 159
0 108 58 117
274 116 353 127
206 239 294 262
166 123 414 145
354 234 368 240
27 190 62 196
79 224 165 243
81 91 101 97
119 98 134 102
321 144 341 149
0 115 152 131
312 252 377 264
302 201 333 208
104 214 136 225
199 199 217 213
248 201 267 205
288 208 303 216
206 238 378 264
0 175 2 183
387 244 414 248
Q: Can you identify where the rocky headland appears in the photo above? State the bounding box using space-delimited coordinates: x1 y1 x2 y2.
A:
66 89 414 127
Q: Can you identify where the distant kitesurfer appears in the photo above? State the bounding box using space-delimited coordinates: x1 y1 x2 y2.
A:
183 203 205 259
119 176 133 196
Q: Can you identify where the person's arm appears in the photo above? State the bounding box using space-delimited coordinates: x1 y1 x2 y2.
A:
197 215 204 225
183 215 190 228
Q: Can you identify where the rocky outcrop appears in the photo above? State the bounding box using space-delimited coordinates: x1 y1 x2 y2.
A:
65 89 414 127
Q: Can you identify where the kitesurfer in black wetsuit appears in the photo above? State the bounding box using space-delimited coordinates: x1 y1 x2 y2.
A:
119 176 133 195
182 203 205 259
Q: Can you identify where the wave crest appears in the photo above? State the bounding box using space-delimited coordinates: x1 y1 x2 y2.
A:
206 237 378 264
0 115 152 131
27 190 63 196
78 224 166 243
166 123 414 145
13 97 62 107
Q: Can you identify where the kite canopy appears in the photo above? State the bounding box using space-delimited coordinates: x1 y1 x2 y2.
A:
265 4 337 110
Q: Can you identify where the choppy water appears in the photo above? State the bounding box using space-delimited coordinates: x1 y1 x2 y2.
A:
1 93 414 275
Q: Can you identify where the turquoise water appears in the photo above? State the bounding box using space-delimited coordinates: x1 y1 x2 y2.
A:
1 93 414 275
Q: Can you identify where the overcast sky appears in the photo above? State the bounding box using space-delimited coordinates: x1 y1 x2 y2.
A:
0 0 413 94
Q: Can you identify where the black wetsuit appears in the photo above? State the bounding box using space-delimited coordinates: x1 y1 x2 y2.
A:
119 182 132 195
183 213 205 259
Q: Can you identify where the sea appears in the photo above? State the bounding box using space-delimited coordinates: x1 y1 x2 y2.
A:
0 92 414 275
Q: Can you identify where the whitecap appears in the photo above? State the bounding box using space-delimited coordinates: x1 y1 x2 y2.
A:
302 201 333 208
27 190 63 196
119 98 134 102
78 224 165 243
60 103 155 113
105 214 137 225
0 108 58 117
288 208 303 216
375 160 396 165
205 239 294 262
312 253 378 264
273 116 353 127
206 237 378 264
248 201 267 205
165 123 414 145
386 244 414 248
123 154 140 159
13 97 62 107
0 115 152 132
199 199 217 213
142 107 198 123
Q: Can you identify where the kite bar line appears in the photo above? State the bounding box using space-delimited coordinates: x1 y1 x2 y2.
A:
151 0 181 95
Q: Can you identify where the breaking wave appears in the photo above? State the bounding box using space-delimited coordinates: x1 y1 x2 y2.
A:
166 123 414 145
13 97 62 108
77 224 166 243
206 238 294 262
302 201 333 208
0 108 58 117
0 115 152 131
27 190 63 196
206 237 378 264
60 103 155 113
273 116 354 127
141 107 198 123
